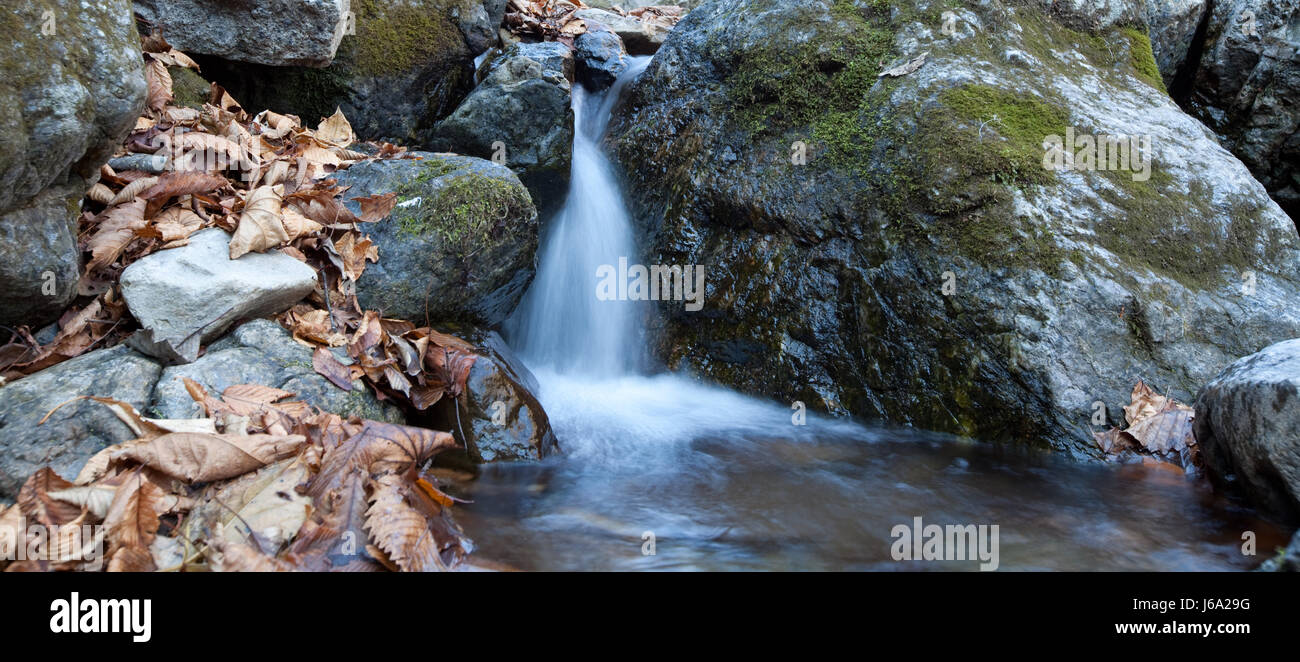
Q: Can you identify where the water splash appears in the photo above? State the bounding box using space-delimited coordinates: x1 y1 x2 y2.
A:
507 58 652 377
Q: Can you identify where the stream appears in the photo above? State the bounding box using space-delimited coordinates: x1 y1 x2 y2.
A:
459 58 1289 571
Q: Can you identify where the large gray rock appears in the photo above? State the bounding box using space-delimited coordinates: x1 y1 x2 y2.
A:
575 23 629 90
149 319 404 423
0 346 162 498
196 0 475 144
1194 338 1300 520
430 42 575 217
0 0 145 328
426 329 557 463
333 153 538 327
133 0 351 67
120 229 317 364
608 0 1300 457
1187 0 1299 222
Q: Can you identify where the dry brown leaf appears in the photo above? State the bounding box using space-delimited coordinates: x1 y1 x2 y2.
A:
146 58 173 112
1123 380 1171 426
116 432 305 483
365 473 446 572
229 185 288 258
314 108 355 147
103 470 164 551
313 347 355 391
87 199 148 271
18 468 83 528
109 176 160 206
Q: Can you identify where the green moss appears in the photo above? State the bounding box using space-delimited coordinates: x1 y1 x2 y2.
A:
170 67 210 108
934 84 1070 186
727 1 895 150
1092 169 1282 289
393 163 533 260
1120 27 1168 94
350 0 464 79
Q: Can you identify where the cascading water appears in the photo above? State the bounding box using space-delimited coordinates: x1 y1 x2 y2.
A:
508 58 651 377
461 59 1282 571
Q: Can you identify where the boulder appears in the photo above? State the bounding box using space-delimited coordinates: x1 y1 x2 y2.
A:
120 229 317 364
149 319 404 423
0 0 146 328
195 0 476 144
607 0 1300 456
332 153 539 327
0 346 162 499
425 329 558 463
1186 0 1300 222
575 23 629 90
1194 338 1300 520
133 0 351 67
447 0 511 55
574 8 674 55
430 42 575 217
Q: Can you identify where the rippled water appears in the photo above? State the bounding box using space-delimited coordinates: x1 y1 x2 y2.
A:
453 372 1288 571
479 56 1291 571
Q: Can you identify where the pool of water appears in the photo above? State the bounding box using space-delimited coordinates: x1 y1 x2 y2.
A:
451 372 1290 571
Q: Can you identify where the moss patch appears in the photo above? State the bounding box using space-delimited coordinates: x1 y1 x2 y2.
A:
170 67 210 108
393 163 533 259
350 0 465 78
1120 27 1168 94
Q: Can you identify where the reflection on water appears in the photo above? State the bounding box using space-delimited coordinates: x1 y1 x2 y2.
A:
451 372 1291 571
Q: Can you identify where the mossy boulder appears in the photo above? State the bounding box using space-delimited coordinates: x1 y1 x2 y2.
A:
429 42 575 219
0 0 145 328
195 0 478 144
607 0 1300 456
332 153 539 327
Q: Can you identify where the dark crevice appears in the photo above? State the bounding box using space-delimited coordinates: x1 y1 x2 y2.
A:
1170 0 1215 105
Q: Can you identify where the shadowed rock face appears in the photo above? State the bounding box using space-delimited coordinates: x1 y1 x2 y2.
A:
429 42 576 219
1184 0 1300 223
0 0 145 328
607 0 1300 456
1195 338 1300 521
332 153 539 328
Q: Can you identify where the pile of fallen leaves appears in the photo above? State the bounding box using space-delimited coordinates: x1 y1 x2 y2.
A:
504 0 684 46
0 31 483 422
1094 380 1201 471
0 384 470 572
0 32 500 571
0 31 405 381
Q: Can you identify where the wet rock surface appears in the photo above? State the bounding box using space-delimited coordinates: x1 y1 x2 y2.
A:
430 42 576 217
608 0 1300 456
332 153 539 327
1195 338 1300 521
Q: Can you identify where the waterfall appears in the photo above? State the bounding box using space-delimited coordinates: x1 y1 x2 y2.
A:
507 58 652 377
